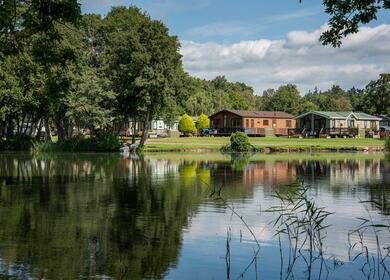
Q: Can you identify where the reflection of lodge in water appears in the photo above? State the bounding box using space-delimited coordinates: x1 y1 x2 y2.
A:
296 159 385 186
242 161 297 188
209 161 297 189
207 158 387 190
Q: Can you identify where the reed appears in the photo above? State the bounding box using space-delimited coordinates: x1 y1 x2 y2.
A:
267 181 333 279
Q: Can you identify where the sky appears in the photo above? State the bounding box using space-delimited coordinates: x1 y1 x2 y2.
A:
80 0 390 94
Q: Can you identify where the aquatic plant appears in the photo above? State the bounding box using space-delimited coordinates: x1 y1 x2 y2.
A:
348 200 390 279
208 183 261 279
267 182 333 279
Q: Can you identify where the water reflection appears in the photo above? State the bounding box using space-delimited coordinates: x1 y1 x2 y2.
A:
0 152 389 279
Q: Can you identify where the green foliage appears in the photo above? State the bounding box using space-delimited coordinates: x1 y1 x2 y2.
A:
227 131 254 152
0 0 81 55
103 7 184 146
304 85 352 112
196 114 210 130
0 138 33 151
266 84 302 115
178 114 196 135
318 0 389 47
31 133 120 153
65 67 116 132
364 73 390 116
385 139 390 153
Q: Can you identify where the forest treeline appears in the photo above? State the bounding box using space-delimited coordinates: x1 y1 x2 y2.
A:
1 5 389 147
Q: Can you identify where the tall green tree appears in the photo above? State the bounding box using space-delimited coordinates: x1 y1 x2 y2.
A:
364 73 390 115
103 7 183 147
266 84 302 115
304 85 352 112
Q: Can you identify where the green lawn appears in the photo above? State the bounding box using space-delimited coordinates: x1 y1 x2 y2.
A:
144 137 385 152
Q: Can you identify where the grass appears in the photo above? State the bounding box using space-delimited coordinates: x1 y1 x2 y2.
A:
144 137 386 152
144 152 386 162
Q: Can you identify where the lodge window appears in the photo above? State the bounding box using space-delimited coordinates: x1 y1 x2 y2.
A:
286 120 292 128
272 119 277 128
370 121 376 129
231 119 241 128
251 119 254 128
246 119 249 127
263 119 269 126
212 119 220 128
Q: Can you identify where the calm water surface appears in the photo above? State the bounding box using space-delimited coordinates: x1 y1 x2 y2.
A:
0 152 389 279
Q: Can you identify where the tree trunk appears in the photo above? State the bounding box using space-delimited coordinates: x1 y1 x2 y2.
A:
131 119 137 144
44 117 52 142
23 116 31 136
139 112 150 147
35 119 43 140
6 118 14 139
55 112 66 142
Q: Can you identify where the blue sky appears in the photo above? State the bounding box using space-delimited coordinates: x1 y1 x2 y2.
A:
81 1 390 94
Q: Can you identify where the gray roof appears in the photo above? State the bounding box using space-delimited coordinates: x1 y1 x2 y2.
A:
296 111 381 120
380 115 390 120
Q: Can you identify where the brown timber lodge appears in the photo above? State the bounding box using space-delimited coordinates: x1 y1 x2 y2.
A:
209 109 296 136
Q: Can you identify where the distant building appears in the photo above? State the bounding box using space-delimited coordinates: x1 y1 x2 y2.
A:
209 109 295 136
294 111 381 137
380 115 390 127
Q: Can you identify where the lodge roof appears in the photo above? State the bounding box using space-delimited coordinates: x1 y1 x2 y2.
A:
209 109 295 119
295 111 382 120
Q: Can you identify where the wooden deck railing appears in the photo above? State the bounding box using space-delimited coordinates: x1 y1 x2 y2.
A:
289 128 359 137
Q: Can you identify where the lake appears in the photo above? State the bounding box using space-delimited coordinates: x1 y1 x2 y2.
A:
0 152 389 279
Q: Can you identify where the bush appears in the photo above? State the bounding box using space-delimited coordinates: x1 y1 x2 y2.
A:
31 133 120 153
222 131 255 152
230 131 254 152
0 137 33 151
196 113 210 130
386 138 390 153
179 114 196 136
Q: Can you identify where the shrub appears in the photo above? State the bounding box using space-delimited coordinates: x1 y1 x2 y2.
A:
196 113 210 130
386 138 390 153
178 114 196 136
0 137 33 151
221 131 254 152
230 131 254 152
31 133 120 153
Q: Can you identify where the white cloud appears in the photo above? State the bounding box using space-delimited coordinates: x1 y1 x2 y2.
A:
180 24 390 94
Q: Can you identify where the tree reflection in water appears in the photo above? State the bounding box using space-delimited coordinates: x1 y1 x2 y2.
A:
0 153 389 279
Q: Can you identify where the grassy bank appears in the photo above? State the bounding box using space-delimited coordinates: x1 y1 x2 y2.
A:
144 137 386 152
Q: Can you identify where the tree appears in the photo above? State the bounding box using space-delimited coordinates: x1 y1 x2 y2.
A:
178 114 196 136
196 114 210 130
267 84 302 115
65 67 116 134
300 0 390 47
304 85 352 112
364 73 390 115
103 7 183 147
0 0 81 55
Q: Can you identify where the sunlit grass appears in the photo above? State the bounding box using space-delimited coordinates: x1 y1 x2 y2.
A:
144 137 385 152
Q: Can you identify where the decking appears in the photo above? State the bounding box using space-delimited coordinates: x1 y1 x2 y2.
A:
213 127 289 137
288 128 359 138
